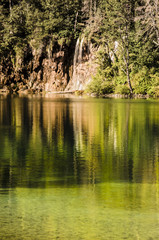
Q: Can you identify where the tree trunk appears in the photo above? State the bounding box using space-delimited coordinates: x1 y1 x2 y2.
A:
126 59 133 93
90 0 93 18
120 25 133 94
122 44 133 93
9 0 12 13
125 46 133 93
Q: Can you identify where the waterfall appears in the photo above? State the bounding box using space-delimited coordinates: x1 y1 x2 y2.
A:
65 37 85 91
72 37 84 90
78 37 84 63
109 41 119 62
71 38 79 90
73 38 80 70
65 36 96 92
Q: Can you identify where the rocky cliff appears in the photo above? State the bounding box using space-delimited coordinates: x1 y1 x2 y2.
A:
0 39 97 94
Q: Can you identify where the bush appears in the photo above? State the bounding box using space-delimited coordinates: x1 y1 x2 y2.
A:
101 81 115 94
132 67 151 94
86 74 114 95
147 86 159 97
132 67 159 95
115 85 131 95
113 75 127 86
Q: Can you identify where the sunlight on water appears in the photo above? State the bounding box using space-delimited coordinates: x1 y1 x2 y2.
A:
0 95 159 239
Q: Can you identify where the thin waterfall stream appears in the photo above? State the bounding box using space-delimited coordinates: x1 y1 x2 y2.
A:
66 37 85 91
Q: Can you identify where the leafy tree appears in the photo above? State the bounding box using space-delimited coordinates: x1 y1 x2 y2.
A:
99 0 136 93
136 0 159 46
0 0 159 95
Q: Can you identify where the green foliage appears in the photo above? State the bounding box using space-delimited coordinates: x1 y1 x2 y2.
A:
133 68 151 94
132 68 159 95
86 71 114 95
148 86 159 97
113 74 127 86
0 0 159 97
115 85 131 95
0 0 83 58
97 48 111 70
146 72 159 97
86 0 159 97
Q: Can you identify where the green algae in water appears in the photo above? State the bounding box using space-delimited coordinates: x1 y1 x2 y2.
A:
0 184 159 240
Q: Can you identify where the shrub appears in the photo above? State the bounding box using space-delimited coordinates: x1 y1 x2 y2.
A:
147 86 159 97
101 81 115 94
86 73 114 95
113 75 127 86
132 67 159 95
132 67 151 94
115 85 130 95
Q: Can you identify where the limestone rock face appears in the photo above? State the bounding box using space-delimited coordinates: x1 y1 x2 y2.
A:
0 39 97 93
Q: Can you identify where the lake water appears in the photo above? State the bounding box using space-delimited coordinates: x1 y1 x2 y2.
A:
0 94 159 240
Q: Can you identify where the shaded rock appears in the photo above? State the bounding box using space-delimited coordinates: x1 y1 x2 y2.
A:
0 39 97 93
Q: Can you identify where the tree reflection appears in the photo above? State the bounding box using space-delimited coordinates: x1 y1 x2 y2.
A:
0 96 159 188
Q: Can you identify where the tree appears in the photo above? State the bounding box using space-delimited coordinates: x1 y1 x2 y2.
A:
136 0 159 46
99 0 136 93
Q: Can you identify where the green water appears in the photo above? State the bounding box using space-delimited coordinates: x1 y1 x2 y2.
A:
0 94 159 239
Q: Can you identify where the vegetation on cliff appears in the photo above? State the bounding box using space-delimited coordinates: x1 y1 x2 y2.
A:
0 0 159 96
86 0 159 96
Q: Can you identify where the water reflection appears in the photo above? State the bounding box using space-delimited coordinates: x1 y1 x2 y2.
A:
0 95 159 188
0 95 159 239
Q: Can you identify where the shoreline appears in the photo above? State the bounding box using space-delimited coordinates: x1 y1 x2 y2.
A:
0 88 156 99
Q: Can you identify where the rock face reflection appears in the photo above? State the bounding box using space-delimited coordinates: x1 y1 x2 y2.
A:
1 95 159 240
0 95 159 188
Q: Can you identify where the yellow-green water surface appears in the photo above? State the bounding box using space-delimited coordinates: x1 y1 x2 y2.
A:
0 95 159 239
